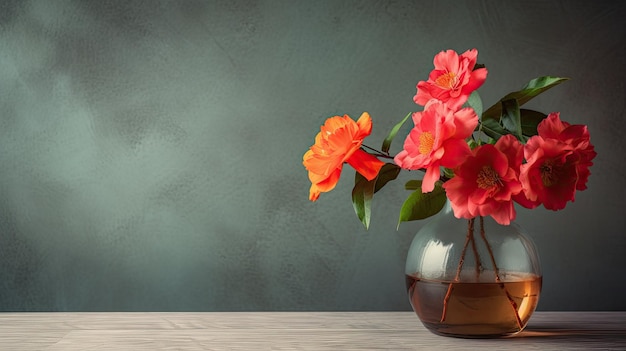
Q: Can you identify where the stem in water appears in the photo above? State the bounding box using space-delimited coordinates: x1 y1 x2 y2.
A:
440 218 474 323
469 227 482 279
479 217 523 330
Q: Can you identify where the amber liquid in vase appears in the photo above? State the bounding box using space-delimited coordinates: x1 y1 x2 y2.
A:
406 272 542 337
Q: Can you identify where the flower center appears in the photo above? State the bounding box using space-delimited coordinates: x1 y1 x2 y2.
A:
418 132 434 155
540 160 558 187
435 72 457 89
476 166 501 189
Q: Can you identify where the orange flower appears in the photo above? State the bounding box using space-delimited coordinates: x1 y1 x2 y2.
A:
303 113 385 201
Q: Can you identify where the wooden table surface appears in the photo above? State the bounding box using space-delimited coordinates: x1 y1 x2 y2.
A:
0 312 624 350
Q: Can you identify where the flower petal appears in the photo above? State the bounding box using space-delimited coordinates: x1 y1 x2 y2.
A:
421 165 441 193
347 149 385 181
303 113 380 201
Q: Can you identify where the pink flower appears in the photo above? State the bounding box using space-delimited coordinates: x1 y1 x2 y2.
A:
519 113 596 210
394 100 477 192
414 49 488 110
443 135 524 225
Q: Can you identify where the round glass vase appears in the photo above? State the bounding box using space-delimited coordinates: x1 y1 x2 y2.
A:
405 201 542 338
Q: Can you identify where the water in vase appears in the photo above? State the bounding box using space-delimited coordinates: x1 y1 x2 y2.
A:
406 271 542 337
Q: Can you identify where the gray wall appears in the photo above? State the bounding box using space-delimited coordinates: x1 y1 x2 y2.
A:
0 0 624 312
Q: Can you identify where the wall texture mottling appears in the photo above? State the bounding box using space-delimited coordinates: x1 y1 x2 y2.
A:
1 0 624 311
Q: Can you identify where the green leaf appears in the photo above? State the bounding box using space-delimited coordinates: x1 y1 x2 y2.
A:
397 181 447 228
464 90 483 118
442 167 455 180
479 118 508 141
482 76 569 121
520 109 547 137
467 138 479 149
352 172 375 230
351 163 401 230
501 98 522 140
374 163 401 193
404 179 422 191
382 112 411 154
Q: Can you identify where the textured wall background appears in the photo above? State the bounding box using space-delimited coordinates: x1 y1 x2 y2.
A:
0 0 624 311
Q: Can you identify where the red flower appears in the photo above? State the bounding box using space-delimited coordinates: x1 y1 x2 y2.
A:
303 113 385 201
443 135 524 225
394 100 477 192
537 112 597 191
519 113 596 210
414 49 488 110
519 138 578 210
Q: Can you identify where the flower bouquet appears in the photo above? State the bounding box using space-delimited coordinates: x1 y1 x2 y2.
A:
302 49 596 337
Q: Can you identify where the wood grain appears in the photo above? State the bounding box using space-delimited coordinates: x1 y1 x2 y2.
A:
0 312 624 350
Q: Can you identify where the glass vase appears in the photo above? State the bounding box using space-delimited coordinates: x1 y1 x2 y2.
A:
405 201 542 338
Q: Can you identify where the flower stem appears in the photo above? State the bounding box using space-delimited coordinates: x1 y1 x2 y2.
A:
479 217 523 331
469 227 482 280
440 218 474 323
360 144 451 182
360 144 395 159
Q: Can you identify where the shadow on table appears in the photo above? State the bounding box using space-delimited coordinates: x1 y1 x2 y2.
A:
515 324 626 341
